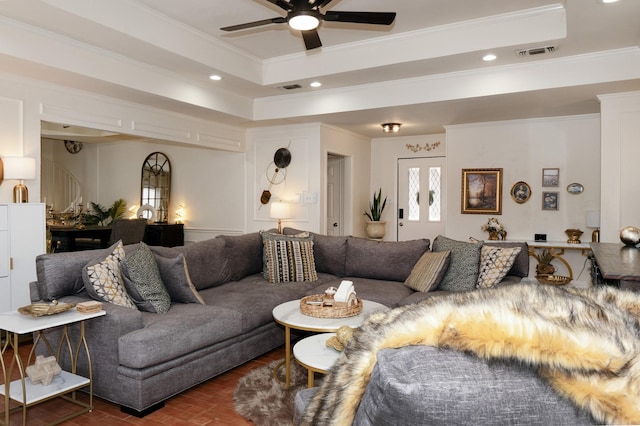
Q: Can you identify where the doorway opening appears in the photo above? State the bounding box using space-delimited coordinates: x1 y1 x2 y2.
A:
327 154 346 236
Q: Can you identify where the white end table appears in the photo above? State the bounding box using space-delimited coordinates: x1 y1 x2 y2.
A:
293 333 341 388
272 299 386 388
0 308 105 426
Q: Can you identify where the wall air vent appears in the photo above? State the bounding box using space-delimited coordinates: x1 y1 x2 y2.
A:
515 45 558 57
278 84 302 91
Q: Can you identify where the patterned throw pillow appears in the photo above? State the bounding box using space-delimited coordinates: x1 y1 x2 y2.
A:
122 242 171 313
82 241 136 308
261 232 318 283
404 250 451 292
476 245 523 289
432 235 483 292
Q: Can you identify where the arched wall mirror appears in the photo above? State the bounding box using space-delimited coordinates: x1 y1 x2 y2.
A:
141 152 171 223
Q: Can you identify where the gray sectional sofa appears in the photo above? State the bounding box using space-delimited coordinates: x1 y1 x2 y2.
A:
29 228 529 416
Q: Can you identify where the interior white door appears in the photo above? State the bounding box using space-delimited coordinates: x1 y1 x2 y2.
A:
397 157 446 241
327 155 344 236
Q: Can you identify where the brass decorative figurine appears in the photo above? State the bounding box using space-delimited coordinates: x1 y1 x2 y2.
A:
565 229 583 244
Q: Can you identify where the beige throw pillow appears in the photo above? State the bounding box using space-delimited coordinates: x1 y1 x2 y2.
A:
476 245 522 288
404 250 451 292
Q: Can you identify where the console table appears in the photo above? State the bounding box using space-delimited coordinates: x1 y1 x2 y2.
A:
590 242 640 290
527 241 591 280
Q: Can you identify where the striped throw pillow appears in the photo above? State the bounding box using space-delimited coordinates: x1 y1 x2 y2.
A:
404 250 451 292
262 233 318 283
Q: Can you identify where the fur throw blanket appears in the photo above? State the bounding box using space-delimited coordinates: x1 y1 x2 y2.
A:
302 284 640 425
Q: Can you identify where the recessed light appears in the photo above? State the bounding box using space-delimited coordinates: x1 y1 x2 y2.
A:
483 53 497 61
209 74 222 81
310 81 322 88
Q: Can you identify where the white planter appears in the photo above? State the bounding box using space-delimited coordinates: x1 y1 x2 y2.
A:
365 220 386 239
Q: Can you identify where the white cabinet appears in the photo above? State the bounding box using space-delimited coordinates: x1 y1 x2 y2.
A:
0 204 46 312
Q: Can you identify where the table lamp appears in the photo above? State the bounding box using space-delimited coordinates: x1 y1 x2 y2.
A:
270 201 290 234
2 156 36 203
586 210 601 242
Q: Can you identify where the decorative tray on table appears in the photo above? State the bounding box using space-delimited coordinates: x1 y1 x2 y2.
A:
18 301 75 317
300 294 362 318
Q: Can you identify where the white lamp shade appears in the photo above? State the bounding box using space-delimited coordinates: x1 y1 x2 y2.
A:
2 156 36 180
270 202 291 220
586 210 601 228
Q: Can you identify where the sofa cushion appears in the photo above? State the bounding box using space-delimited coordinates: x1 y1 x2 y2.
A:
345 237 430 282
261 232 318 283
181 237 229 290
433 235 482 292
484 241 529 277
353 346 595 425
82 241 136 309
219 233 263 281
284 228 347 276
121 242 171 313
404 250 451 292
154 253 204 305
476 245 523 289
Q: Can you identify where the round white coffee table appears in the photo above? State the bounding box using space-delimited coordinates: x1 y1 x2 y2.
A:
272 299 386 387
293 333 341 388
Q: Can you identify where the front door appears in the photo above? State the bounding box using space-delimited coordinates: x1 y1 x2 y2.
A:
327 155 344 236
397 157 446 241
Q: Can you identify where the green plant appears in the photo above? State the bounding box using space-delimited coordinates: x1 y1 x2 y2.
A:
84 198 128 226
364 188 387 221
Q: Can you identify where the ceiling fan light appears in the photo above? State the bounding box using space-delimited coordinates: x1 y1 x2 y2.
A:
289 12 320 31
382 123 402 133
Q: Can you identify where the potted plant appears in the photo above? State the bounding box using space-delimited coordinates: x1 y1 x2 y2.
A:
364 188 387 239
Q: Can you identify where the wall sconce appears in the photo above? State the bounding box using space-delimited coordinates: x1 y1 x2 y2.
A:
586 210 601 242
381 123 402 133
270 202 291 234
2 156 36 203
175 204 186 224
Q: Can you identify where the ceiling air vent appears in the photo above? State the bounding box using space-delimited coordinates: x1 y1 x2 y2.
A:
278 84 302 91
515 45 558 57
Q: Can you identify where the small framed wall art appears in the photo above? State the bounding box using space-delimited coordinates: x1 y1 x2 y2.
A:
542 168 559 187
510 181 531 204
542 191 559 211
566 182 584 194
461 168 503 214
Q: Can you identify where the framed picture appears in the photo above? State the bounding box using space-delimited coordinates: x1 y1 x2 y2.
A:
542 191 559 210
567 182 584 194
542 168 559 187
461 168 503 214
510 181 531 204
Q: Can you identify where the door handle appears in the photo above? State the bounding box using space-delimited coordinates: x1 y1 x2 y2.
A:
399 222 404 227
333 223 338 227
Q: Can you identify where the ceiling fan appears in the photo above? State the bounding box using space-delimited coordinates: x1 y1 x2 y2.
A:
220 0 396 50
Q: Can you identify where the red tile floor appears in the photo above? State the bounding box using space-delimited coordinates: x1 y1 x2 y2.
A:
1 343 285 425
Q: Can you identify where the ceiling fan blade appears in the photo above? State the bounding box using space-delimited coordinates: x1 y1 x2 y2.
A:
313 0 336 9
323 11 396 25
220 17 286 32
301 29 322 50
265 0 294 11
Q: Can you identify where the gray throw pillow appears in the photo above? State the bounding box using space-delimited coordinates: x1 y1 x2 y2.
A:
122 242 171 313
154 253 204 305
432 235 482 292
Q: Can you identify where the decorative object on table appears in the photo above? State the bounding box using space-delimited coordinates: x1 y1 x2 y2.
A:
234 358 308 425
76 300 103 314
542 191 559 210
85 198 128 226
137 204 156 223
1 156 37 203
481 217 506 240
510 181 531 204
326 325 356 352
542 168 559 187
461 168 503 214
586 210 600 243
620 226 640 246
26 355 62 386
260 146 292 206
535 274 571 285
534 233 547 242
364 188 387 239
535 249 556 276
565 228 583 244
18 300 75 317
300 282 362 318
566 183 584 194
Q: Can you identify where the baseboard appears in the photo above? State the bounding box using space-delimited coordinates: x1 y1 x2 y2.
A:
120 401 165 417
